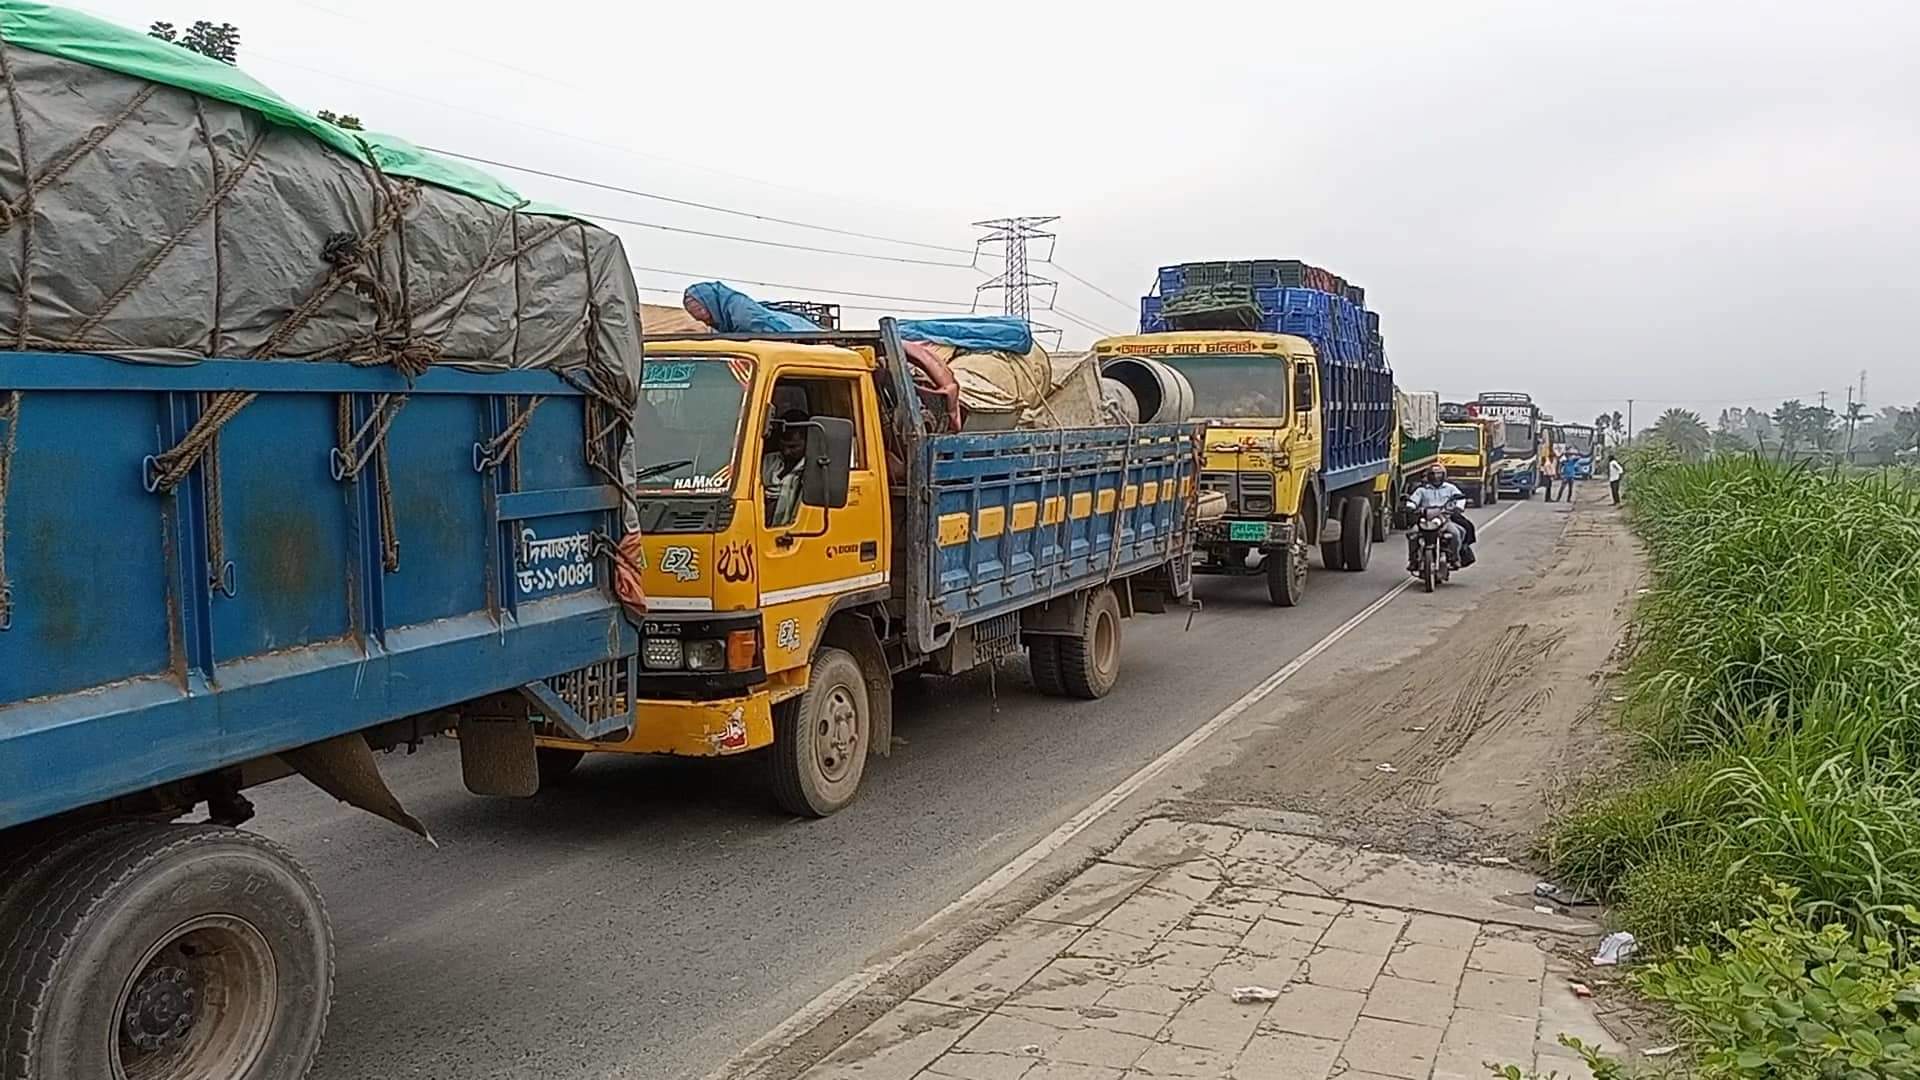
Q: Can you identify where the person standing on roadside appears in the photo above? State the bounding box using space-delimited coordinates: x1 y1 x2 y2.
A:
1606 453 1624 504
1542 448 1559 502
1559 452 1580 505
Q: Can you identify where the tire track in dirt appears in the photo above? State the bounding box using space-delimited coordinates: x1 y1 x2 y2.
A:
1194 491 1645 858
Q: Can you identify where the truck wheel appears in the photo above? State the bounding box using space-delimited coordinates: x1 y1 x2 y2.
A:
1370 497 1390 543
1319 537 1346 571
1058 587 1123 699
1466 486 1482 508
0 823 332 1080
1340 498 1372 571
1266 529 1307 607
1027 636 1068 697
770 647 871 817
535 747 585 788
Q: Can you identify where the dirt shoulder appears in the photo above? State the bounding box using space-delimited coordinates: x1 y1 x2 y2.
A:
1189 487 1645 862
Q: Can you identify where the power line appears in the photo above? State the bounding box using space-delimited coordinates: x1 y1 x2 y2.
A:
1043 260 1139 316
628 263 977 309
635 285 969 317
581 207 974 268
423 145 979 258
1048 304 1125 337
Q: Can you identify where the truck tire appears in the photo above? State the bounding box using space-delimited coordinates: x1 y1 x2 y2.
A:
1370 496 1390 543
535 747 585 788
770 647 871 817
1319 537 1346 571
1465 485 1482 508
1058 587 1123 700
1266 527 1307 607
0 823 332 1080
1340 498 1372 571
1027 636 1068 697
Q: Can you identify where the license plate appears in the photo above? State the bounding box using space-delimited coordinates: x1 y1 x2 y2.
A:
1228 521 1268 542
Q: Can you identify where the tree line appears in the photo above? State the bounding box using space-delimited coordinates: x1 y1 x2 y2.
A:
148 18 363 131
1620 401 1920 464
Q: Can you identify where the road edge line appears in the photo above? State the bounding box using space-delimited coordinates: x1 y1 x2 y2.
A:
711 500 1525 1079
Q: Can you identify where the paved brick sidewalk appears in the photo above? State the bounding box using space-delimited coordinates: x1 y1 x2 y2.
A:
799 817 1617 1080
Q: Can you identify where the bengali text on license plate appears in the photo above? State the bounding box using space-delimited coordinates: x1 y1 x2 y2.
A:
1228 521 1269 542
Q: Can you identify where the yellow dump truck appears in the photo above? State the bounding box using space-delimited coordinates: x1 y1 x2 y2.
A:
532 322 1200 815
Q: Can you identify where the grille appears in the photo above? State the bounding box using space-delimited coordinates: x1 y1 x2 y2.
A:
1200 470 1275 515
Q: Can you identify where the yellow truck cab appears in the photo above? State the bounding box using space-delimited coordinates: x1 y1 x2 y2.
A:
1435 419 1502 507
1091 331 1393 607
533 323 1199 815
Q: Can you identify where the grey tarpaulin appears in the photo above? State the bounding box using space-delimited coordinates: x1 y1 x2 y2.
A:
0 32 640 390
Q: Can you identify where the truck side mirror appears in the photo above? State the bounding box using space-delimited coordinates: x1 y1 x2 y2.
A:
1293 365 1314 413
801 417 855 509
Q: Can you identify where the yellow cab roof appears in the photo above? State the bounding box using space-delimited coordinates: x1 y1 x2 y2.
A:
643 335 876 374
1094 330 1317 362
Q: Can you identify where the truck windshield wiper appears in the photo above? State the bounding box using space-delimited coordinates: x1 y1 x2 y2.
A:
632 459 695 483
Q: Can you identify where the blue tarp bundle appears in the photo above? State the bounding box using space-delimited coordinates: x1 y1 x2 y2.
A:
682 283 1036 357
898 316 1033 355
683 281 821 334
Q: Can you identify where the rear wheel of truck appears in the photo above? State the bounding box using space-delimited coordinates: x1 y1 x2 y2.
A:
771 647 871 817
1340 498 1373 571
535 747 586 788
1319 536 1347 571
1027 636 1068 697
1058 587 1122 700
1370 496 1390 543
1266 526 1307 607
0 822 333 1080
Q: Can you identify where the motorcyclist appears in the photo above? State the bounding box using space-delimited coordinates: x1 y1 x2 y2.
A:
1404 464 1476 570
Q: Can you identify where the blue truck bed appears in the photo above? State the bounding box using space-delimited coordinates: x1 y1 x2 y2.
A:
0 352 636 831
921 424 1198 629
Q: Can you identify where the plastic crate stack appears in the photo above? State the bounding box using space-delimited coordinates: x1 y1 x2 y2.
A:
1139 260 1387 370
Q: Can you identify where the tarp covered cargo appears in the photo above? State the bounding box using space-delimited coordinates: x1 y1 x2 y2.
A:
1397 389 1439 439
0 1 639 390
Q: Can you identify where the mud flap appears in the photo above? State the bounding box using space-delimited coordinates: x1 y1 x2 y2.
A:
455 716 540 798
282 732 435 844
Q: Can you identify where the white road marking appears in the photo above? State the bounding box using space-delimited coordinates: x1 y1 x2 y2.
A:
709 500 1526 1080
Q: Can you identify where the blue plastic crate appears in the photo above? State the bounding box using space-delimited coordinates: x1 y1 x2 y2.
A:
1253 285 1284 311
1156 267 1186 296
1282 288 1331 317
1141 314 1168 333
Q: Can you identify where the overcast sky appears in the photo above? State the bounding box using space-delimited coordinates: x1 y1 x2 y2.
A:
74 0 1920 427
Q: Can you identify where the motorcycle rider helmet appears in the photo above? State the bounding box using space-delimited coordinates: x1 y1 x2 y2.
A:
1425 464 1447 485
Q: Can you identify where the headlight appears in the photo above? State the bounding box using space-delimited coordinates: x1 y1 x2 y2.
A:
642 638 684 670
1244 495 1273 514
685 640 726 671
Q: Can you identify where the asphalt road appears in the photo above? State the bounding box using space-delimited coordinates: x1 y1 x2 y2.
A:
249 497 1564 1080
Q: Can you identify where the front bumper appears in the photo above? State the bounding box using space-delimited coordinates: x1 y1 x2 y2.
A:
535 693 776 757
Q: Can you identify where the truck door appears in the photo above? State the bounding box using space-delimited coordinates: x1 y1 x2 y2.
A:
756 372 888 674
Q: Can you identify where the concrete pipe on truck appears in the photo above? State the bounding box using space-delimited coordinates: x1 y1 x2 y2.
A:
1100 357 1194 424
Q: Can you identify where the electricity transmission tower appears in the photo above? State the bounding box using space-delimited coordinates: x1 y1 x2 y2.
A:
973 216 1060 345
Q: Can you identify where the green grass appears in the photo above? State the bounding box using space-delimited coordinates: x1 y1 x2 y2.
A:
1547 455 1920 950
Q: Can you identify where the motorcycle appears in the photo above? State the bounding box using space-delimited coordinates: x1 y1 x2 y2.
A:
1408 502 1462 592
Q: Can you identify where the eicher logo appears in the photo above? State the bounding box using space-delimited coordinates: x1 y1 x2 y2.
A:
660 546 699 582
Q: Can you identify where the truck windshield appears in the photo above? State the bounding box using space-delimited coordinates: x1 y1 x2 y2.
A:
1503 425 1536 454
1158 354 1289 420
1439 427 1480 453
632 355 751 493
